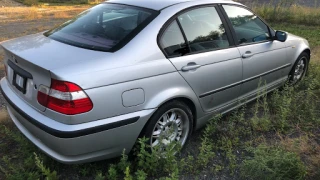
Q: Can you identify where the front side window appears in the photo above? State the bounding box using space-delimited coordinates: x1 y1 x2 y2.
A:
178 7 230 53
45 4 157 52
223 5 270 45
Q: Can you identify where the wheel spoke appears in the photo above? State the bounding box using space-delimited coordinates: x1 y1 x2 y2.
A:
152 130 161 138
157 122 164 129
175 118 182 126
163 114 169 123
152 140 159 147
169 112 177 121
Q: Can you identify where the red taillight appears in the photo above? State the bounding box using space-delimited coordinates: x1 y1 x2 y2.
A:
37 79 93 115
51 80 82 92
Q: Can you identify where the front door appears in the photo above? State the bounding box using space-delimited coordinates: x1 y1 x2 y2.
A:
222 5 288 100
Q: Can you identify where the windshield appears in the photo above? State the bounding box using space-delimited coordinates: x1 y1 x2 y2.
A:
45 3 158 52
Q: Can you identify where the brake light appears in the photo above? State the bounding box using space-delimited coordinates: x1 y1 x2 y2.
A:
37 79 93 115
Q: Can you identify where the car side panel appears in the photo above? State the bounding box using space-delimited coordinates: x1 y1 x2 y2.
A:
237 41 288 101
48 72 203 125
168 48 242 112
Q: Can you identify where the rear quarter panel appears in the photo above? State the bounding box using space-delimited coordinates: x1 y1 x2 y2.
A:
46 72 203 125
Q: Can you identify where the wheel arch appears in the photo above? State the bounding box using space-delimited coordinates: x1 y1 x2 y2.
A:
138 96 200 139
160 97 197 128
302 48 311 61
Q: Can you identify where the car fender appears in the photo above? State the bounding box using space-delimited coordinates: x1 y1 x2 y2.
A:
285 33 311 67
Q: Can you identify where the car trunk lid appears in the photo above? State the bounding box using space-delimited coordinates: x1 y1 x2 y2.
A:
3 48 51 112
1 33 112 112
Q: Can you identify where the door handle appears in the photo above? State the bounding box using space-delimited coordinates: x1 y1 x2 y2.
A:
242 51 253 58
181 63 201 72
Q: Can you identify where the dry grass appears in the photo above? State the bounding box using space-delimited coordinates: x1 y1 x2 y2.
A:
53 10 70 19
253 5 320 25
0 51 4 69
0 109 8 123
279 135 320 177
312 46 320 63
280 135 316 155
0 37 8 42
0 5 89 22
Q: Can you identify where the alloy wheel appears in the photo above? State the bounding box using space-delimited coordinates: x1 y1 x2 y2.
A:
292 57 307 84
150 108 190 151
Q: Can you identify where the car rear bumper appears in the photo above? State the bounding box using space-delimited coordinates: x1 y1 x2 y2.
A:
0 78 155 164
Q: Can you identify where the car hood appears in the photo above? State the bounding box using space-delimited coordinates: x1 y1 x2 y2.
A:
287 33 303 41
0 32 113 71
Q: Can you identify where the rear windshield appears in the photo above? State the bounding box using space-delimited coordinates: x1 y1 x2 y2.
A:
45 3 158 52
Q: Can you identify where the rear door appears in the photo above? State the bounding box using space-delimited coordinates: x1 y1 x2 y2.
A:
221 5 288 100
159 5 242 113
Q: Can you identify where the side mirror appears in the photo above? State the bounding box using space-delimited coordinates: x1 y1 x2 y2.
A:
274 31 287 42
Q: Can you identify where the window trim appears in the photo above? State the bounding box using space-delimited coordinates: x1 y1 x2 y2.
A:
157 4 235 58
159 19 189 58
218 4 275 47
176 19 192 54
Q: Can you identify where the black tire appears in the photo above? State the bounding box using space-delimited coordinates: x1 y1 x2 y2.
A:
141 100 193 152
288 52 309 85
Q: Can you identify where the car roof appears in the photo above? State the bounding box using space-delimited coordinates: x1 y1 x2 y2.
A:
106 0 239 11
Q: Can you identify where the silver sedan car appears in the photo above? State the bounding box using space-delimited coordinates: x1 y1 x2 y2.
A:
0 0 310 164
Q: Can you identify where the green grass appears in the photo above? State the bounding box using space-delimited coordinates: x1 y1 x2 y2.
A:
241 145 307 180
272 23 320 48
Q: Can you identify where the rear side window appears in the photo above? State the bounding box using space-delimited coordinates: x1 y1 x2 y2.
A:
45 4 157 52
160 20 187 57
223 5 271 45
178 7 230 53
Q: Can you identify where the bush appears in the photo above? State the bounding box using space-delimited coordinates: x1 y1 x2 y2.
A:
241 145 307 180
